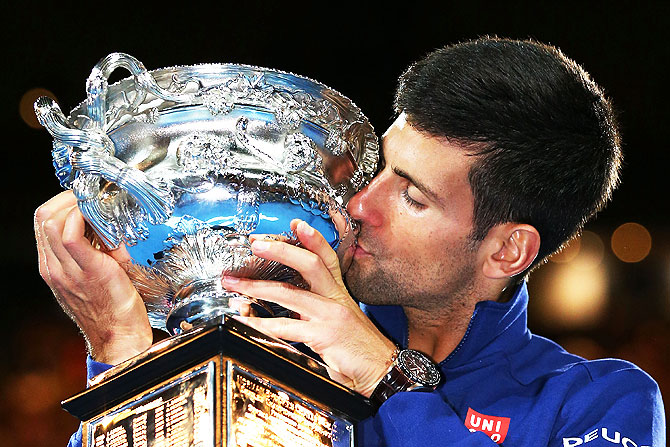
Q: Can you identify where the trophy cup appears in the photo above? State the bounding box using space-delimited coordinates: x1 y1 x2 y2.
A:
35 53 378 446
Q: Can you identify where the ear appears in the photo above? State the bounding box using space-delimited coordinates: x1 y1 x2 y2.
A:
481 223 541 279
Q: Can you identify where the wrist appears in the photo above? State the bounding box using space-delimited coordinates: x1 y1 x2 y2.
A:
359 345 400 398
87 327 153 365
84 293 153 365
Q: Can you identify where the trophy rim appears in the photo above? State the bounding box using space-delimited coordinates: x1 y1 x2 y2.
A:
67 59 378 143
62 57 380 199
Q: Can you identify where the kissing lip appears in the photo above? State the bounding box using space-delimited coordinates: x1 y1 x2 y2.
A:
353 241 372 257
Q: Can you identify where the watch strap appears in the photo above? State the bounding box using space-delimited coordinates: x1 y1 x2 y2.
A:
370 362 412 406
369 348 440 407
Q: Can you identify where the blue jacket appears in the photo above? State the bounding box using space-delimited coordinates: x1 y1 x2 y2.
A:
356 282 665 446
71 283 665 446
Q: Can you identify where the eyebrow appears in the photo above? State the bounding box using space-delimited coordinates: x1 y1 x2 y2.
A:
392 165 444 207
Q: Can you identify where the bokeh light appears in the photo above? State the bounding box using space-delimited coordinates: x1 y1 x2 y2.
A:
550 237 581 263
536 231 608 329
611 222 652 263
553 231 604 269
19 88 56 129
576 231 606 269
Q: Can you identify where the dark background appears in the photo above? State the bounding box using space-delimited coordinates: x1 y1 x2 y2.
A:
2 2 668 445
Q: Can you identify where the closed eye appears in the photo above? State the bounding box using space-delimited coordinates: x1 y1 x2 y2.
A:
402 188 426 210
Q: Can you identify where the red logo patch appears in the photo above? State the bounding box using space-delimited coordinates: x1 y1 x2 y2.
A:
464 408 511 444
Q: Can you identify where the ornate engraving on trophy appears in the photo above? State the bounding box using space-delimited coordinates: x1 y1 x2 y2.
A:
35 52 378 334
87 362 215 447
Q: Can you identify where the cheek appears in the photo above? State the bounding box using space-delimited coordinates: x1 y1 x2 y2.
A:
389 230 436 259
398 226 470 267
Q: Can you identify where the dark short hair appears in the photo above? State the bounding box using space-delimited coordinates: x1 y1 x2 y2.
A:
394 37 622 269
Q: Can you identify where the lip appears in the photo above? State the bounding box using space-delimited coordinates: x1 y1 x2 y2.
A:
353 242 371 257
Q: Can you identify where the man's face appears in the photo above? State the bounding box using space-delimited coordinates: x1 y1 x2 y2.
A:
344 114 480 313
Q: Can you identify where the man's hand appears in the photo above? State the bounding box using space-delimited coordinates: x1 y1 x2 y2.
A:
222 219 397 397
34 191 152 365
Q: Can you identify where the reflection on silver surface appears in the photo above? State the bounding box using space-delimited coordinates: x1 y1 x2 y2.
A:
36 53 377 333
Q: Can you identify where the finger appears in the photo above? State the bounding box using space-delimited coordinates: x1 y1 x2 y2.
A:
233 315 314 345
291 219 343 282
229 296 254 317
107 244 133 264
249 238 342 298
37 236 65 290
60 207 108 273
41 204 85 275
34 191 78 227
35 211 52 283
60 207 130 273
222 276 329 319
248 233 294 244
34 191 77 271
37 216 71 299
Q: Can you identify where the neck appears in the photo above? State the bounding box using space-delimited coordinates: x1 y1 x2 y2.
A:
404 303 475 363
405 279 512 363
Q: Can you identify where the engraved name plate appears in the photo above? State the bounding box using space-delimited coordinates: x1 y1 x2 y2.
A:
87 362 216 447
227 363 353 447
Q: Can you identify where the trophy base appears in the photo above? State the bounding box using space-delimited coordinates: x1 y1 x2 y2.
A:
64 316 371 446
166 277 297 335
166 278 241 335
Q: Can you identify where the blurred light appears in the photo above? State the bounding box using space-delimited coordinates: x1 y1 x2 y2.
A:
611 222 652 263
559 336 607 360
545 260 608 328
551 237 581 263
6 372 58 415
578 231 605 269
557 230 604 269
19 88 56 129
537 231 609 329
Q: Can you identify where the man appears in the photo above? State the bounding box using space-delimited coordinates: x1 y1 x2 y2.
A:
36 38 664 446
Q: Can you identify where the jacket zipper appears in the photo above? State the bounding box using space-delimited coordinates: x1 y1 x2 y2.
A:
439 308 479 367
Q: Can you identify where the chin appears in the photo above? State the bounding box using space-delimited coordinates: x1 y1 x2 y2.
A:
344 265 405 307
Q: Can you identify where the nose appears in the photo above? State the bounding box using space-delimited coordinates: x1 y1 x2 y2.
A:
347 173 385 227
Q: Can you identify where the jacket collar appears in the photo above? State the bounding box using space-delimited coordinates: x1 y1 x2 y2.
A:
360 281 531 367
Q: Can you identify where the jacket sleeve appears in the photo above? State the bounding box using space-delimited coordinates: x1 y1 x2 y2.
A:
67 356 114 447
549 361 665 447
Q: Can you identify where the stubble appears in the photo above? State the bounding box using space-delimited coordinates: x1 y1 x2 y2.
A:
343 233 478 319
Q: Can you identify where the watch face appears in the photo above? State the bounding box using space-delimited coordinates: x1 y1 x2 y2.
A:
397 349 441 387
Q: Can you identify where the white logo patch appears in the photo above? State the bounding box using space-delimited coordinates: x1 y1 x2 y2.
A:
562 427 649 447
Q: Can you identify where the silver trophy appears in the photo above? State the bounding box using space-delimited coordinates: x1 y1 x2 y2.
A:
35 53 378 335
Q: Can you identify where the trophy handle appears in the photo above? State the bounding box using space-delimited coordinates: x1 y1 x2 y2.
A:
85 52 192 131
33 52 184 248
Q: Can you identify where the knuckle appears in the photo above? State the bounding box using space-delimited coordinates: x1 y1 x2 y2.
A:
277 281 297 295
34 204 52 225
38 263 51 283
61 230 79 249
46 271 65 289
277 318 295 338
41 217 61 238
332 304 354 321
274 241 289 258
304 253 322 272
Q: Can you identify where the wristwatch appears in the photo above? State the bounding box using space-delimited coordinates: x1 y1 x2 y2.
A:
370 348 441 407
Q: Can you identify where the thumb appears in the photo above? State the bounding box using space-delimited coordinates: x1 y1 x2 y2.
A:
108 243 132 264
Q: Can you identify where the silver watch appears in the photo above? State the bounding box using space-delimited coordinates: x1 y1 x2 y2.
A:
370 349 441 406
